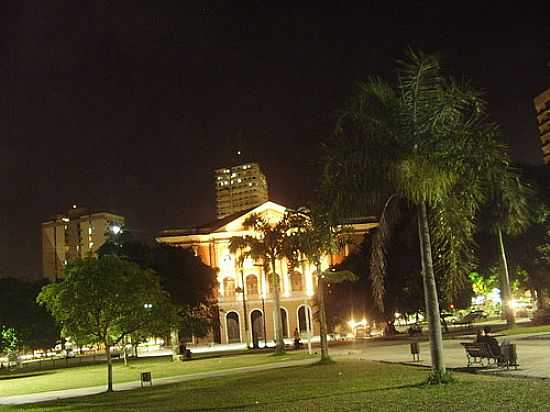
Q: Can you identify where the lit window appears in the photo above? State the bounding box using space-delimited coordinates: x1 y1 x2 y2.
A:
88 227 92 235
89 242 94 249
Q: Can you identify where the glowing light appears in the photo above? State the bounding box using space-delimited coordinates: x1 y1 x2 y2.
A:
110 225 122 235
62 217 70 222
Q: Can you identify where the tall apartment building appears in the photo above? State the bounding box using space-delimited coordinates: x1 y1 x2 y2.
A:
214 162 269 219
534 88 550 165
41 206 125 281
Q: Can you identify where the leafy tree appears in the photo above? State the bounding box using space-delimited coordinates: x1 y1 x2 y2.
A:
481 165 532 326
286 208 357 361
37 256 179 392
322 50 511 382
0 326 18 355
0 278 59 352
229 213 292 353
99 238 218 340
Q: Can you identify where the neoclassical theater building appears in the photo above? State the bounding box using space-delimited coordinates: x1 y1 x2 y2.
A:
157 201 376 346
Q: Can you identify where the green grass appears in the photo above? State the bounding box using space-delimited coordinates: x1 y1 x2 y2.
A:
0 352 313 397
501 324 550 336
2 359 550 411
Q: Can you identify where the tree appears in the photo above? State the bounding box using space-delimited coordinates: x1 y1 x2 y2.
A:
99 238 218 341
481 165 532 327
37 256 179 392
0 278 59 353
228 213 291 353
322 50 510 382
286 208 357 361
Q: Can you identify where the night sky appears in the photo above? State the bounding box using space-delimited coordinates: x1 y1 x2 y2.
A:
1 3 548 278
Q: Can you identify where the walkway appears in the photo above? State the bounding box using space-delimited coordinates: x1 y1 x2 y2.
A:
0 357 318 406
331 332 550 379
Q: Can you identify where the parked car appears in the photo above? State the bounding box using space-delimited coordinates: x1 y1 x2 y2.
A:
456 310 488 324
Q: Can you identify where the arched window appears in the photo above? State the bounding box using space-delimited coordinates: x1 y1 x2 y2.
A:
291 271 304 292
246 275 258 296
267 273 282 295
223 277 235 297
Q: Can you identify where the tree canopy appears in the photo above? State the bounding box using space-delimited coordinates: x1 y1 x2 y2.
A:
0 277 59 352
38 255 179 391
99 236 218 339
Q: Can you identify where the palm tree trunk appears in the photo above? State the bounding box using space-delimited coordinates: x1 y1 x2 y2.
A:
497 227 515 327
418 202 446 379
105 341 113 392
317 263 329 361
271 258 285 353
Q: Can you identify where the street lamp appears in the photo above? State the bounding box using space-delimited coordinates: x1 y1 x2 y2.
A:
254 262 268 349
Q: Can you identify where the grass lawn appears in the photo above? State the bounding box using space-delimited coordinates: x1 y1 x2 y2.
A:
501 324 550 336
2 360 550 411
0 352 313 397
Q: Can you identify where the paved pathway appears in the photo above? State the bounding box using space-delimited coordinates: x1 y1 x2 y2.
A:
331 332 550 379
0 357 318 406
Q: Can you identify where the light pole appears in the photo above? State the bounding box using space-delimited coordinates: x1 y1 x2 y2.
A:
254 262 268 349
236 273 250 348
300 258 312 355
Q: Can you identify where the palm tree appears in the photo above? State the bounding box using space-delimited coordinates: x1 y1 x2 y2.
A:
484 167 532 327
322 50 511 382
287 208 356 361
229 213 292 353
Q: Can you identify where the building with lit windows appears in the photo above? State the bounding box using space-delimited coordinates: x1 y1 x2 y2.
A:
214 162 269 219
157 201 376 346
534 88 550 165
41 206 125 281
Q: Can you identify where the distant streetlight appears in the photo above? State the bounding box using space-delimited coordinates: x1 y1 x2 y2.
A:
110 224 122 235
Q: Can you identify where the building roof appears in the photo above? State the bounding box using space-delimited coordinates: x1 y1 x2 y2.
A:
158 201 289 237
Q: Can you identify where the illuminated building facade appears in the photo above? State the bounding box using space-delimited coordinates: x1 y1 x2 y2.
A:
157 201 376 345
42 206 125 281
214 162 269 219
534 88 550 165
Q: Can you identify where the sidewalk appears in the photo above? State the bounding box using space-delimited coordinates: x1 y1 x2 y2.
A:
332 332 550 379
0 357 318 406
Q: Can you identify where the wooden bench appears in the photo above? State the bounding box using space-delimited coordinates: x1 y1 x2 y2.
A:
461 342 500 367
461 342 519 369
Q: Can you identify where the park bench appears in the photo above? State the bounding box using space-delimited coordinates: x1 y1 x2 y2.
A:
461 342 519 369
461 342 500 367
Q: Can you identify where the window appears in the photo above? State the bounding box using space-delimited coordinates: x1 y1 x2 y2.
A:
291 271 304 292
246 275 258 296
223 277 235 297
267 273 282 294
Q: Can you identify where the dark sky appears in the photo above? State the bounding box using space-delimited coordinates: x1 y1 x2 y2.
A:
1 2 548 277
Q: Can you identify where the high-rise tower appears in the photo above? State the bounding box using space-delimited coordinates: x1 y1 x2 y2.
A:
214 162 269 219
534 88 550 165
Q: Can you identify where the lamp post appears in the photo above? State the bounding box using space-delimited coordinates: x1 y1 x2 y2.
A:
300 258 312 355
236 248 250 348
254 262 268 349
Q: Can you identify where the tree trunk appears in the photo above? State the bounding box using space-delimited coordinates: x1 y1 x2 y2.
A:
418 202 446 379
317 263 329 361
497 227 515 327
105 342 113 392
271 258 285 353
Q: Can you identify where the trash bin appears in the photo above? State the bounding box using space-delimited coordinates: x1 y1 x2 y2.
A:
141 371 152 387
410 342 420 361
502 343 518 369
